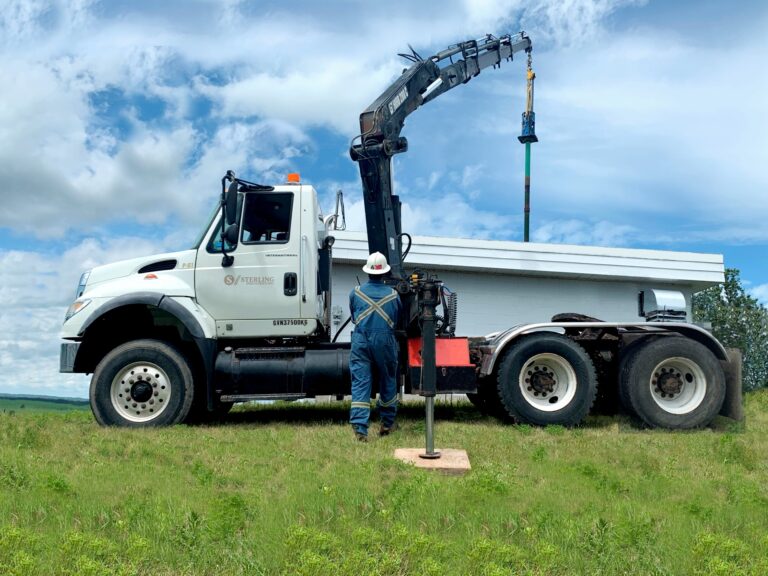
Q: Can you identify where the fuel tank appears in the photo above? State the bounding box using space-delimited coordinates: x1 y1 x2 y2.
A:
215 344 351 398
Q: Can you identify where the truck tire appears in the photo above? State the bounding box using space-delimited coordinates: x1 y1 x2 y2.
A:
497 333 597 426
90 339 194 427
617 336 659 416
619 336 725 429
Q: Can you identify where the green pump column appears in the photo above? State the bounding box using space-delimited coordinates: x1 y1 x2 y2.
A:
524 143 532 242
518 50 538 242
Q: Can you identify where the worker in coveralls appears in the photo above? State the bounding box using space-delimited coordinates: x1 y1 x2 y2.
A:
349 252 402 442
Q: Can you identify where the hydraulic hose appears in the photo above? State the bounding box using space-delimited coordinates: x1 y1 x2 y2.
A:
399 232 412 262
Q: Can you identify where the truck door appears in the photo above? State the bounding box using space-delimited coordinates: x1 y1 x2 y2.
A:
195 190 311 338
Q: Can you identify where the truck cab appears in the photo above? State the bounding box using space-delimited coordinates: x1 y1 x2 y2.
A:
62 176 332 344
194 177 330 339
60 175 346 427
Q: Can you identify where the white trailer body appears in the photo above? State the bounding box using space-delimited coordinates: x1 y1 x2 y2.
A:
328 231 724 340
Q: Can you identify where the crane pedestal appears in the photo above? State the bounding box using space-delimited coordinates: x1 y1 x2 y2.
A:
392 276 471 474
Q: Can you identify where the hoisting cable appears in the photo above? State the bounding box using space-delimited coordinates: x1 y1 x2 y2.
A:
518 48 538 242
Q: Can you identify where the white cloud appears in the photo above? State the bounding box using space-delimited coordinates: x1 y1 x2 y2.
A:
0 305 90 398
0 234 187 398
0 0 678 239
520 0 647 46
0 68 312 236
444 21 768 245
342 191 516 242
0 0 49 41
751 284 768 307
197 60 397 135
0 3 320 238
532 218 636 246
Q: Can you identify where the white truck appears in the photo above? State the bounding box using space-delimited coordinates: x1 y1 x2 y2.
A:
60 33 740 429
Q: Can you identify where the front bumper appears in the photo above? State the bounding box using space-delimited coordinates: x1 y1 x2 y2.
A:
60 342 81 373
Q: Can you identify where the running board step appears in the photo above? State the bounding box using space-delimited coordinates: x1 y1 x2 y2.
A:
220 393 308 402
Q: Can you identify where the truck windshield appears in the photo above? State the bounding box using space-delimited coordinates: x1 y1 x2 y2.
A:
191 201 220 249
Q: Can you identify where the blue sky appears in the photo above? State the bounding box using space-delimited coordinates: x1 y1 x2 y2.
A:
0 0 766 398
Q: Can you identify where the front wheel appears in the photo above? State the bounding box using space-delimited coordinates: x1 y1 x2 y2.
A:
619 337 725 429
90 339 195 427
497 333 597 426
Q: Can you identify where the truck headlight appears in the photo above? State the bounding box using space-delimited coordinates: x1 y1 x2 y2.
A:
65 299 91 321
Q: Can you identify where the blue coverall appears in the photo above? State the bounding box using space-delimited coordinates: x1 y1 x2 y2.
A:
349 277 402 436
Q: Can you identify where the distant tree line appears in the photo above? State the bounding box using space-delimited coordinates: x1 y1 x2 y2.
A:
693 268 768 391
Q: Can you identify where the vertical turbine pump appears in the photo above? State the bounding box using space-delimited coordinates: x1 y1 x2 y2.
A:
518 49 538 242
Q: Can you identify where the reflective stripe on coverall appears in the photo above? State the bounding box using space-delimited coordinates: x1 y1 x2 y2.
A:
349 280 401 435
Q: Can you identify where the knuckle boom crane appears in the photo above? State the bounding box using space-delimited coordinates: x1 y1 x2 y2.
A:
350 32 532 281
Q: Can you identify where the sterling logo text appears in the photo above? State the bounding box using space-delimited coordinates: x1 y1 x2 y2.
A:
223 275 275 286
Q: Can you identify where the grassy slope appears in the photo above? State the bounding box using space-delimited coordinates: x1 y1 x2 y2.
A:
0 397 89 412
1 393 767 576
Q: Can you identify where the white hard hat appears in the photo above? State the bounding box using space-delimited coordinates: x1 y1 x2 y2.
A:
362 251 391 275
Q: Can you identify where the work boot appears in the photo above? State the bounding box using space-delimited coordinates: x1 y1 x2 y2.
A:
353 426 368 442
379 422 398 437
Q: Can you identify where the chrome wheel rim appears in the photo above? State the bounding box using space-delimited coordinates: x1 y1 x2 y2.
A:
110 361 172 422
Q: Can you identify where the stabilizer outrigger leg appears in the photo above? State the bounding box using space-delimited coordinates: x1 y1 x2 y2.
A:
416 275 441 460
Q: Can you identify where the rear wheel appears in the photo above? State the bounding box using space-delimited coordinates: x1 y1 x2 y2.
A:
90 339 194 427
617 336 659 416
497 333 597 426
620 337 725 429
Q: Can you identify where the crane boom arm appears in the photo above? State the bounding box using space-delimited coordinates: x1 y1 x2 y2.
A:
350 33 532 279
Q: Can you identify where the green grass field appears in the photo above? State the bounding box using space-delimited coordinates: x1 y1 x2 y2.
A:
0 397 89 413
1 393 767 575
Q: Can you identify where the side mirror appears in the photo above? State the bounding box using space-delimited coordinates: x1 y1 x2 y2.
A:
225 180 238 225
224 224 239 246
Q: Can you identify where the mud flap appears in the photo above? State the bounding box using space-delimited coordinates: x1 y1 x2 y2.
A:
720 348 744 421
